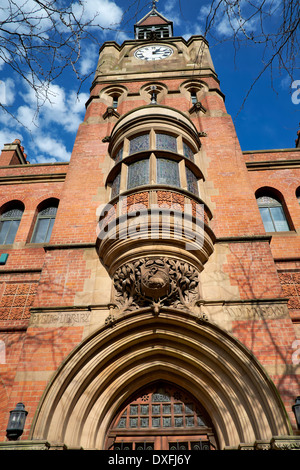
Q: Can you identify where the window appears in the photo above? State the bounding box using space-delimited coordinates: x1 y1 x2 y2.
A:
156 133 177 152
191 91 197 105
111 172 121 199
183 142 194 162
0 205 24 245
257 195 289 232
112 96 118 109
157 158 180 188
129 134 149 155
127 158 150 190
114 147 123 164
31 204 58 243
186 167 199 196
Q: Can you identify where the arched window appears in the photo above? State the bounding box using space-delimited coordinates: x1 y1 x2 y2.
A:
296 187 300 203
256 195 290 232
0 203 24 245
31 201 58 243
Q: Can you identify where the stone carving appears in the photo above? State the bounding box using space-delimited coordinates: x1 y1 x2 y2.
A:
224 303 288 320
113 257 200 314
30 311 90 326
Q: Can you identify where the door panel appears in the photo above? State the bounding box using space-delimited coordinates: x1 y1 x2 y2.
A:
106 382 218 450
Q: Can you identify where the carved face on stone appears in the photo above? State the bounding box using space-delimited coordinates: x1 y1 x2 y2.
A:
140 259 170 299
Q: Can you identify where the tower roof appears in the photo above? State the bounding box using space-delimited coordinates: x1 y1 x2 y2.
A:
134 3 173 39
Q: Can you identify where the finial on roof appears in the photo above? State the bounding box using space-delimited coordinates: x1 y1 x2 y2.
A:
152 0 158 9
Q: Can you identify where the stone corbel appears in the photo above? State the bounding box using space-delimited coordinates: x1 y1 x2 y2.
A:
102 106 120 120
189 101 206 115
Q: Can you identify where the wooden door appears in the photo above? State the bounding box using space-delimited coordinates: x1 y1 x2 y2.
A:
105 382 217 450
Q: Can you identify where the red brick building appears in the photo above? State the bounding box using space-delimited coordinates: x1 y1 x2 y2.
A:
0 7 299 451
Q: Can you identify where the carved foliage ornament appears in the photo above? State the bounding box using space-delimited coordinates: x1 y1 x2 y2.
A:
113 257 200 314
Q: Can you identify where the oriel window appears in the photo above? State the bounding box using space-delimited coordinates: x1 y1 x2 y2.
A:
157 158 180 188
156 133 177 152
129 134 149 155
127 158 150 189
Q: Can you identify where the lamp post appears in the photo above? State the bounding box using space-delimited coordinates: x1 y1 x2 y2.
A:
292 396 300 430
6 402 28 441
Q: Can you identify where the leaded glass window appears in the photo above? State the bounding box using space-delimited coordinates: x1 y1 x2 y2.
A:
183 142 194 161
114 147 123 164
157 158 180 187
0 207 23 245
31 205 58 243
129 134 149 155
186 167 199 196
127 158 149 189
257 196 289 232
111 172 121 199
156 133 177 153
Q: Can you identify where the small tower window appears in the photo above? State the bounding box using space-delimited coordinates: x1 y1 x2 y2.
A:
112 96 118 109
191 91 197 105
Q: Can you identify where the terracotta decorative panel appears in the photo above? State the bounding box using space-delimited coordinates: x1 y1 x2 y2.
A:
0 282 38 321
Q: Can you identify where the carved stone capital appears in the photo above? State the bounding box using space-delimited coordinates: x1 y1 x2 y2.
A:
270 436 300 450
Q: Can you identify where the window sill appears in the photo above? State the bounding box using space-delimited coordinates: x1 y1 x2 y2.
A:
266 230 298 236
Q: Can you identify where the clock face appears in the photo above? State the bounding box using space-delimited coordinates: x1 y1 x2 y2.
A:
134 45 173 61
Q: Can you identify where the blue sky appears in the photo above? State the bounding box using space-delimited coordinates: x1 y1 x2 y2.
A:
0 0 299 164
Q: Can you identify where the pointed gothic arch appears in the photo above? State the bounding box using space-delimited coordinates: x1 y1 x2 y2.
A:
30 309 291 450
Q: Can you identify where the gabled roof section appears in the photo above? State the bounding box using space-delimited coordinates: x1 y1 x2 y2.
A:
134 7 173 39
135 7 172 27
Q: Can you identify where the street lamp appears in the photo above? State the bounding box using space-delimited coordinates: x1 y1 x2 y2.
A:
6 402 28 441
292 396 300 430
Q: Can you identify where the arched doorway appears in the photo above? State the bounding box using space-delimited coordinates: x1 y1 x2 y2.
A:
30 309 292 449
105 382 217 450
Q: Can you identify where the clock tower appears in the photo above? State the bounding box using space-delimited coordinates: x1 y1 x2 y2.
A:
4 3 299 453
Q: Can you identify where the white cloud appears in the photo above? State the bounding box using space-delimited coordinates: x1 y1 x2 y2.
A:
0 128 23 152
79 46 98 75
0 79 88 163
21 81 88 134
0 0 123 163
34 135 71 162
197 1 260 39
162 0 181 27
71 0 123 29
0 78 15 106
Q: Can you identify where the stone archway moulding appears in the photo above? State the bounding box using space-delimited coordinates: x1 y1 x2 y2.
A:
29 309 291 450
